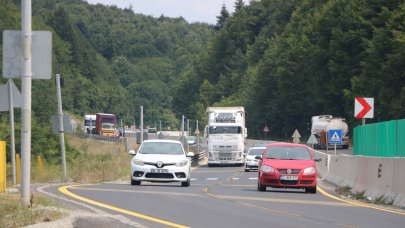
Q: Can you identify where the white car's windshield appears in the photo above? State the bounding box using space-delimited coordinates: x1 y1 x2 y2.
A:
248 148 265 156
139 142 184 155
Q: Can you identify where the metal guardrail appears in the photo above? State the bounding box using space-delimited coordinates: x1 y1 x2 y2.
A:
83 133 125 143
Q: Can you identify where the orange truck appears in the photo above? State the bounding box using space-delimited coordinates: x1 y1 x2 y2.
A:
96 113 117 137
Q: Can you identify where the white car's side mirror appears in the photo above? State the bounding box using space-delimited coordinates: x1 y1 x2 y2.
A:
129 150 136 156
186 152 195 157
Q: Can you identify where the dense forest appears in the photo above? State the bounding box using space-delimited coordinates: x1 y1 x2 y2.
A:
0 0 404 161
174 0 405 138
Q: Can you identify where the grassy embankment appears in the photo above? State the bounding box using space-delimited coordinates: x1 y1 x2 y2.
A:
1 135 133 227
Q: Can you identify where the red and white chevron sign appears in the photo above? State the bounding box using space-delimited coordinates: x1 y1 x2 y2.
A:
354 97 374 119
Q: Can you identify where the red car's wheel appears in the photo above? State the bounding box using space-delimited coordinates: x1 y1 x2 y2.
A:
258 181 266 192
305 187 317 194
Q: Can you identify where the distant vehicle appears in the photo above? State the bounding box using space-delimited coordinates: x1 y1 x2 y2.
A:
128 140 194 187
147 128 157 134
96 113 117 137
84 114 96 134
205 107 247 166
257 143 321 194
253 142 269 147
310 115 349 149
101 123 115 137
187 136 197 146
244 146 266 172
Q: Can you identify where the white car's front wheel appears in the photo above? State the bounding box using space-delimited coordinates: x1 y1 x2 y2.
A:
181 178 190 187
131 178 141 185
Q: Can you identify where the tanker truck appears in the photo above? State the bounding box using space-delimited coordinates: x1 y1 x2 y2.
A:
309 115 349 149
204 107 247 166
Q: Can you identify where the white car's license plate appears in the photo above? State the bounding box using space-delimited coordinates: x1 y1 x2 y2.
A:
280 175 298 181
151 169 168 173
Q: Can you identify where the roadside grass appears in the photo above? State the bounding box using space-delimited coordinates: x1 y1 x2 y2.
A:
335 186 396 206
1 135 135 227
0 192 66 228
28 135 134 183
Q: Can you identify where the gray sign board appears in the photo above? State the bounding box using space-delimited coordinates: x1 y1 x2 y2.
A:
0 80 23 112
52 114 73 134
3 30 52 79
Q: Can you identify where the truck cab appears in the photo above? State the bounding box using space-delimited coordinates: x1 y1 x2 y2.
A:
205 107 247 166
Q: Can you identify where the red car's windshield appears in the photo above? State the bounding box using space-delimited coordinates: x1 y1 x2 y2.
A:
265 146 311 160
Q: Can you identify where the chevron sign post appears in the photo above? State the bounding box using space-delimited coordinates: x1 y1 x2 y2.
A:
355 97 374 125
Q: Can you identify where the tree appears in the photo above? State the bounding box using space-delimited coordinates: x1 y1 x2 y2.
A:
215 4 230 30
234 0 245 11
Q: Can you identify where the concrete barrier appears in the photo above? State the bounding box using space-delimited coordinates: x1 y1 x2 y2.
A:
317 153 405 207
392 158 405 207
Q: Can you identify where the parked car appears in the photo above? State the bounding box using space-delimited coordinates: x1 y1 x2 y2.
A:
129 140 194 187
256 143 321 193
244 146 266 172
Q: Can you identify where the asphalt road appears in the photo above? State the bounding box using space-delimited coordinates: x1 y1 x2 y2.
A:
44 165 405 228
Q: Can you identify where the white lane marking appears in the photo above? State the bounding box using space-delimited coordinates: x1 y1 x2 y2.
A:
249 177 258 180
232 178 239 180
190 178 197 181
206 178 219 181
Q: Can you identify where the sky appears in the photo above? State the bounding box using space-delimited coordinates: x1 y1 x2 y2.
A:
86 0 248 24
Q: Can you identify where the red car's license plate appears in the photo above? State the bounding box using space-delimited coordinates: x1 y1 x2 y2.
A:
151 169 168 173
280 175 298 181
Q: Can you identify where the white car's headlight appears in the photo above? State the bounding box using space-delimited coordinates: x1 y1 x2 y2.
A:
303 167 316 175
132 158 144 166
175 160 189 167
261 165 275 173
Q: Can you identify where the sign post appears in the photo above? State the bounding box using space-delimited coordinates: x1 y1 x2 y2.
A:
307 134 318 149
354 97 374 125
263 126 269 140
292 129 301 144
328 129 342 155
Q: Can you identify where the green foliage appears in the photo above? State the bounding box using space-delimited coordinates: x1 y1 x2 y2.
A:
175 0 405 139
0 0 211 163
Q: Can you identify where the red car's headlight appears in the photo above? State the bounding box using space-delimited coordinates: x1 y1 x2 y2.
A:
261 165 275 173
303 167 316 175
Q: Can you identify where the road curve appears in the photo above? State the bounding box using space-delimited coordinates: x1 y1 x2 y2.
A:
52 165 405 228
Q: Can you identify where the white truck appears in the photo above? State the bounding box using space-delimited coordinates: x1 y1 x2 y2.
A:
84 114 96 134
204 107 247 166
310 115 349 149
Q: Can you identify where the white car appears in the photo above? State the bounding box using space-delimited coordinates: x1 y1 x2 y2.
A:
129 140 194 187
244 146 266 172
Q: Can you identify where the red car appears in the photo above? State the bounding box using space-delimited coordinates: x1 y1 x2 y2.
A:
256 143 321 193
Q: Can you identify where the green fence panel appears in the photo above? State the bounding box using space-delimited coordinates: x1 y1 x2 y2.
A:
354 119 405 157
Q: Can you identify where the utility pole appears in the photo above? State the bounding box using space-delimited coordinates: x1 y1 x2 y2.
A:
140 106 144 144
187 119 190 152
196 120 200 155
181 115 185 145
56 74 67 182
21 0 33 206
8 80 16 185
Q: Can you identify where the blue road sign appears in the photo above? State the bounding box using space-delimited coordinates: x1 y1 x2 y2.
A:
329 129 342 143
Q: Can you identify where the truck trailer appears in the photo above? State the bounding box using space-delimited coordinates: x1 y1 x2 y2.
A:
205 107 247 166
310 115 349 149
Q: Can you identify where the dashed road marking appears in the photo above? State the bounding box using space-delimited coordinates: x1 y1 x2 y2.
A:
206 178 219 181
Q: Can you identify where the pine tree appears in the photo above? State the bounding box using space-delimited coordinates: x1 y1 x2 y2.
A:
215 4 230 30
234 0 244 11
